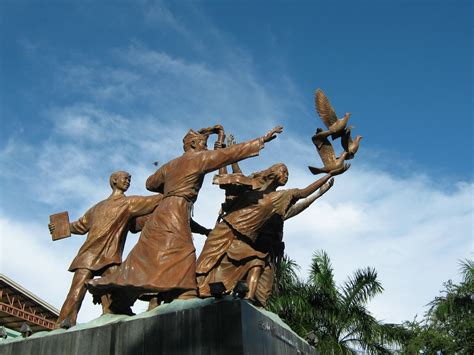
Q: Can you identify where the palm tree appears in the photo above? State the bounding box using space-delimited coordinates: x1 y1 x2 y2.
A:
422 258 474 353
458 258 474 284
268 250 401 354
398 258 474 354
267 256 312 336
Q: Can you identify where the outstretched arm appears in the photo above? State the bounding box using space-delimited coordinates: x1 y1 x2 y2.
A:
294 163 349 200
294 174 332 200
285 178 334 220
69 216 89 235
49 208 91 237
129 214 151 233
191 218 212 236
202 126 283 173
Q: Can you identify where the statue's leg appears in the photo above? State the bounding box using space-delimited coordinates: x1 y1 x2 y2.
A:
100 294 112 314
245 266 263 301
254 263 274 307
147 296 161 311
57 268 93 326
99 265 119 314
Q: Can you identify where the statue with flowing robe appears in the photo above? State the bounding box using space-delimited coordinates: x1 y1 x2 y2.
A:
196 163 346 306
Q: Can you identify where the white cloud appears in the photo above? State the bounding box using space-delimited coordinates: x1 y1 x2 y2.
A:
283 166 473 323
0 215 152 323
0 216 75 314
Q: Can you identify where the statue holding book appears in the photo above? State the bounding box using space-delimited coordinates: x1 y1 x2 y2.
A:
48 171 163 327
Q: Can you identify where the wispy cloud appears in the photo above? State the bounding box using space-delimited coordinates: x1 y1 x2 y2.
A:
142 0 189 37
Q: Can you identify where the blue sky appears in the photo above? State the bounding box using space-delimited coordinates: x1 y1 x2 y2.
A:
1 1 472 324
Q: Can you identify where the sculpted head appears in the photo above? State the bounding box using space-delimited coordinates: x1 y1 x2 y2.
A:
109 171 131 192
273 163 289 186
250 163 289 190
183 129 209 152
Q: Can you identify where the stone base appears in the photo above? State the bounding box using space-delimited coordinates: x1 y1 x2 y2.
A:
0 298 316 354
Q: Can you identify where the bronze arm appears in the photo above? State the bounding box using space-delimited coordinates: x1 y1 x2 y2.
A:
191 218 211 236
285 178 334 220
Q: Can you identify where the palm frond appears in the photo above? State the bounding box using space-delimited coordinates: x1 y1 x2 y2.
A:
458 258 474 284
309 250 338 301
341 267 384 310
273 255 300 295
270 250 397 354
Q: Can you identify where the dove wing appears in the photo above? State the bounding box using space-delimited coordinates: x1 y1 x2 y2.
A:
316 137 337 166
341 128 353 152
315 89 338 129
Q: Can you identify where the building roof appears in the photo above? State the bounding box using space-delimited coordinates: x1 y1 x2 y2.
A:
0 274 59 332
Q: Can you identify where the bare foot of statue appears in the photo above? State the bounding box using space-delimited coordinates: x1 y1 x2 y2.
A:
57 317 73 330
177 289 198 300
147 297 161 311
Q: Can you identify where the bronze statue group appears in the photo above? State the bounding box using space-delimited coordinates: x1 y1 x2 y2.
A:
49 90 361 328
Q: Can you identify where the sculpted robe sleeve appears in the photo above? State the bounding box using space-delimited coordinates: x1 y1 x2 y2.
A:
70 208 93 235
201 138 265 173
146 168 165 193
127 195 163 233
129 215 150 233
127 194 163 217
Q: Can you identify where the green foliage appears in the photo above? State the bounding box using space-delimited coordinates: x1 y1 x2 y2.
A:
268 251 400 354
399 258 474 354
268 254 474 354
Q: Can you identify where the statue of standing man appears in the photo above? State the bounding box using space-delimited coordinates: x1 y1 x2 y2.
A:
49 171 163 327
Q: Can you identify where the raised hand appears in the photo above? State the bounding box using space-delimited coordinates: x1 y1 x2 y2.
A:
263 125 283 142
198 124 224 135
319 178 334 195
227 134 236 146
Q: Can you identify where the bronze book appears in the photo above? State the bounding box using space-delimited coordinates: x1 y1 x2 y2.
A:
50 211 71 241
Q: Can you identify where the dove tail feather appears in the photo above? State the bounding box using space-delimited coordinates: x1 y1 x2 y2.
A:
308 166 326 175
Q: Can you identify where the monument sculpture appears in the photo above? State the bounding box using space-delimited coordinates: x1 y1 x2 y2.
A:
87 125 284 311
43 88 362 348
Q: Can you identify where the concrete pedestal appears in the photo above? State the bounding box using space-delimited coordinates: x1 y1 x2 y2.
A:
0 298 316 354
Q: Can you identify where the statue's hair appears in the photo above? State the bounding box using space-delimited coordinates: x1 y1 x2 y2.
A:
109 171 130 189
249 163 288 190
183 129 209 152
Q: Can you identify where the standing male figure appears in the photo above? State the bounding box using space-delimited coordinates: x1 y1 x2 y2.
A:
49 171 163 327
88 125 283 307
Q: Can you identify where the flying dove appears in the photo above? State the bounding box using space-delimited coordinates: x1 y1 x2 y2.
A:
308 128 348 175
315 89 350 140
341 127 362 160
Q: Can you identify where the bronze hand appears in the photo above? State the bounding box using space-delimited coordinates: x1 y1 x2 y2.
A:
263 125 283 142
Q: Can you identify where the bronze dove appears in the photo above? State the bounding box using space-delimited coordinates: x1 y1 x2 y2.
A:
315 88 350 140
341 126 362 160
308 128 348 175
